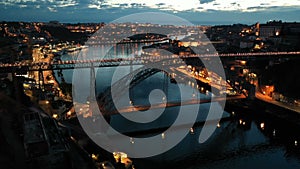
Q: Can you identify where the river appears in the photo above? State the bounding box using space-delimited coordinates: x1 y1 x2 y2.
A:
55 44 300 169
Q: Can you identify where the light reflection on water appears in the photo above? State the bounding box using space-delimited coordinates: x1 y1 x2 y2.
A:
132 117 300 169
57 47 300 169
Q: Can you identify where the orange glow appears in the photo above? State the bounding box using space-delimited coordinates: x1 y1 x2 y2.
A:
261 85 274 96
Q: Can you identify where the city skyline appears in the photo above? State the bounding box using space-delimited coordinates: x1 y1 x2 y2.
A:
1 1 300 168
1 0 300 25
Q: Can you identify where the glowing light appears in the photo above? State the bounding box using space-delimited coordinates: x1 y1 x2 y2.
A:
130 137 134 144
52 114 58 119
70 136 76 141
161 133 165 139
113 152 131 166
190 128 194 134
295 141 298 146
91 154 98 160
67 111 72 116
260 122 265 129
162 96 166 102
217 123 221 128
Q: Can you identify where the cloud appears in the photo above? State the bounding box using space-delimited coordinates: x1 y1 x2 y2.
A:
87 0 300 12
48 6 57 12
200 0 215 4
19 4 27 8
1 0 300 22
1 0 300 13
0 0 78 10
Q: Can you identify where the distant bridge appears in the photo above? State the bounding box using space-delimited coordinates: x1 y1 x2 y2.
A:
0 51 299 73
96 63 238 114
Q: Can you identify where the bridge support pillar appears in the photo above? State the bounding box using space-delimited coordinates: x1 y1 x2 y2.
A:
90 63 96 94
247 84 256 100
38 68 44 90
88 63 96 116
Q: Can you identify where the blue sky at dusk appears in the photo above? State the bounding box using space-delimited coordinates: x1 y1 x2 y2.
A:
1 0 300 24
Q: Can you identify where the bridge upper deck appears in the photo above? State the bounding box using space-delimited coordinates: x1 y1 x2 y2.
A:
0 51 299 72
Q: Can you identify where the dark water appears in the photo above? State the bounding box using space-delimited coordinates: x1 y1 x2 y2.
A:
132 112 300 169
57 47 300 169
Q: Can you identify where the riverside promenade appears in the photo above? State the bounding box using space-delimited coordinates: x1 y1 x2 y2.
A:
256 92 300 114
256 91 300 126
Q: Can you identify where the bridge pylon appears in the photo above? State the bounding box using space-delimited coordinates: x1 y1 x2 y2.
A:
88 63 97 116
38 67 44 90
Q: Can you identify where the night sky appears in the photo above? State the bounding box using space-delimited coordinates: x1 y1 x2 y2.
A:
1 0 300 24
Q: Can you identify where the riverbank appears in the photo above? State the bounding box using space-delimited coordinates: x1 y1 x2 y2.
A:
254 98 300 127
256 92 300 113
225 96 300 128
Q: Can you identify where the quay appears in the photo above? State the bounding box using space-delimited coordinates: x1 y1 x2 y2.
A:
254 92 300 127
256 92 300 114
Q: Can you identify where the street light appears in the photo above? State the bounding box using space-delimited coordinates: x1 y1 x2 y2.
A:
260 122 265 130
190 128 194 134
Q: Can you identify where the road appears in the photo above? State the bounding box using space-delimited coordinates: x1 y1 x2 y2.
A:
173 66 229 91
31 49 69 115
256 92 300 114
